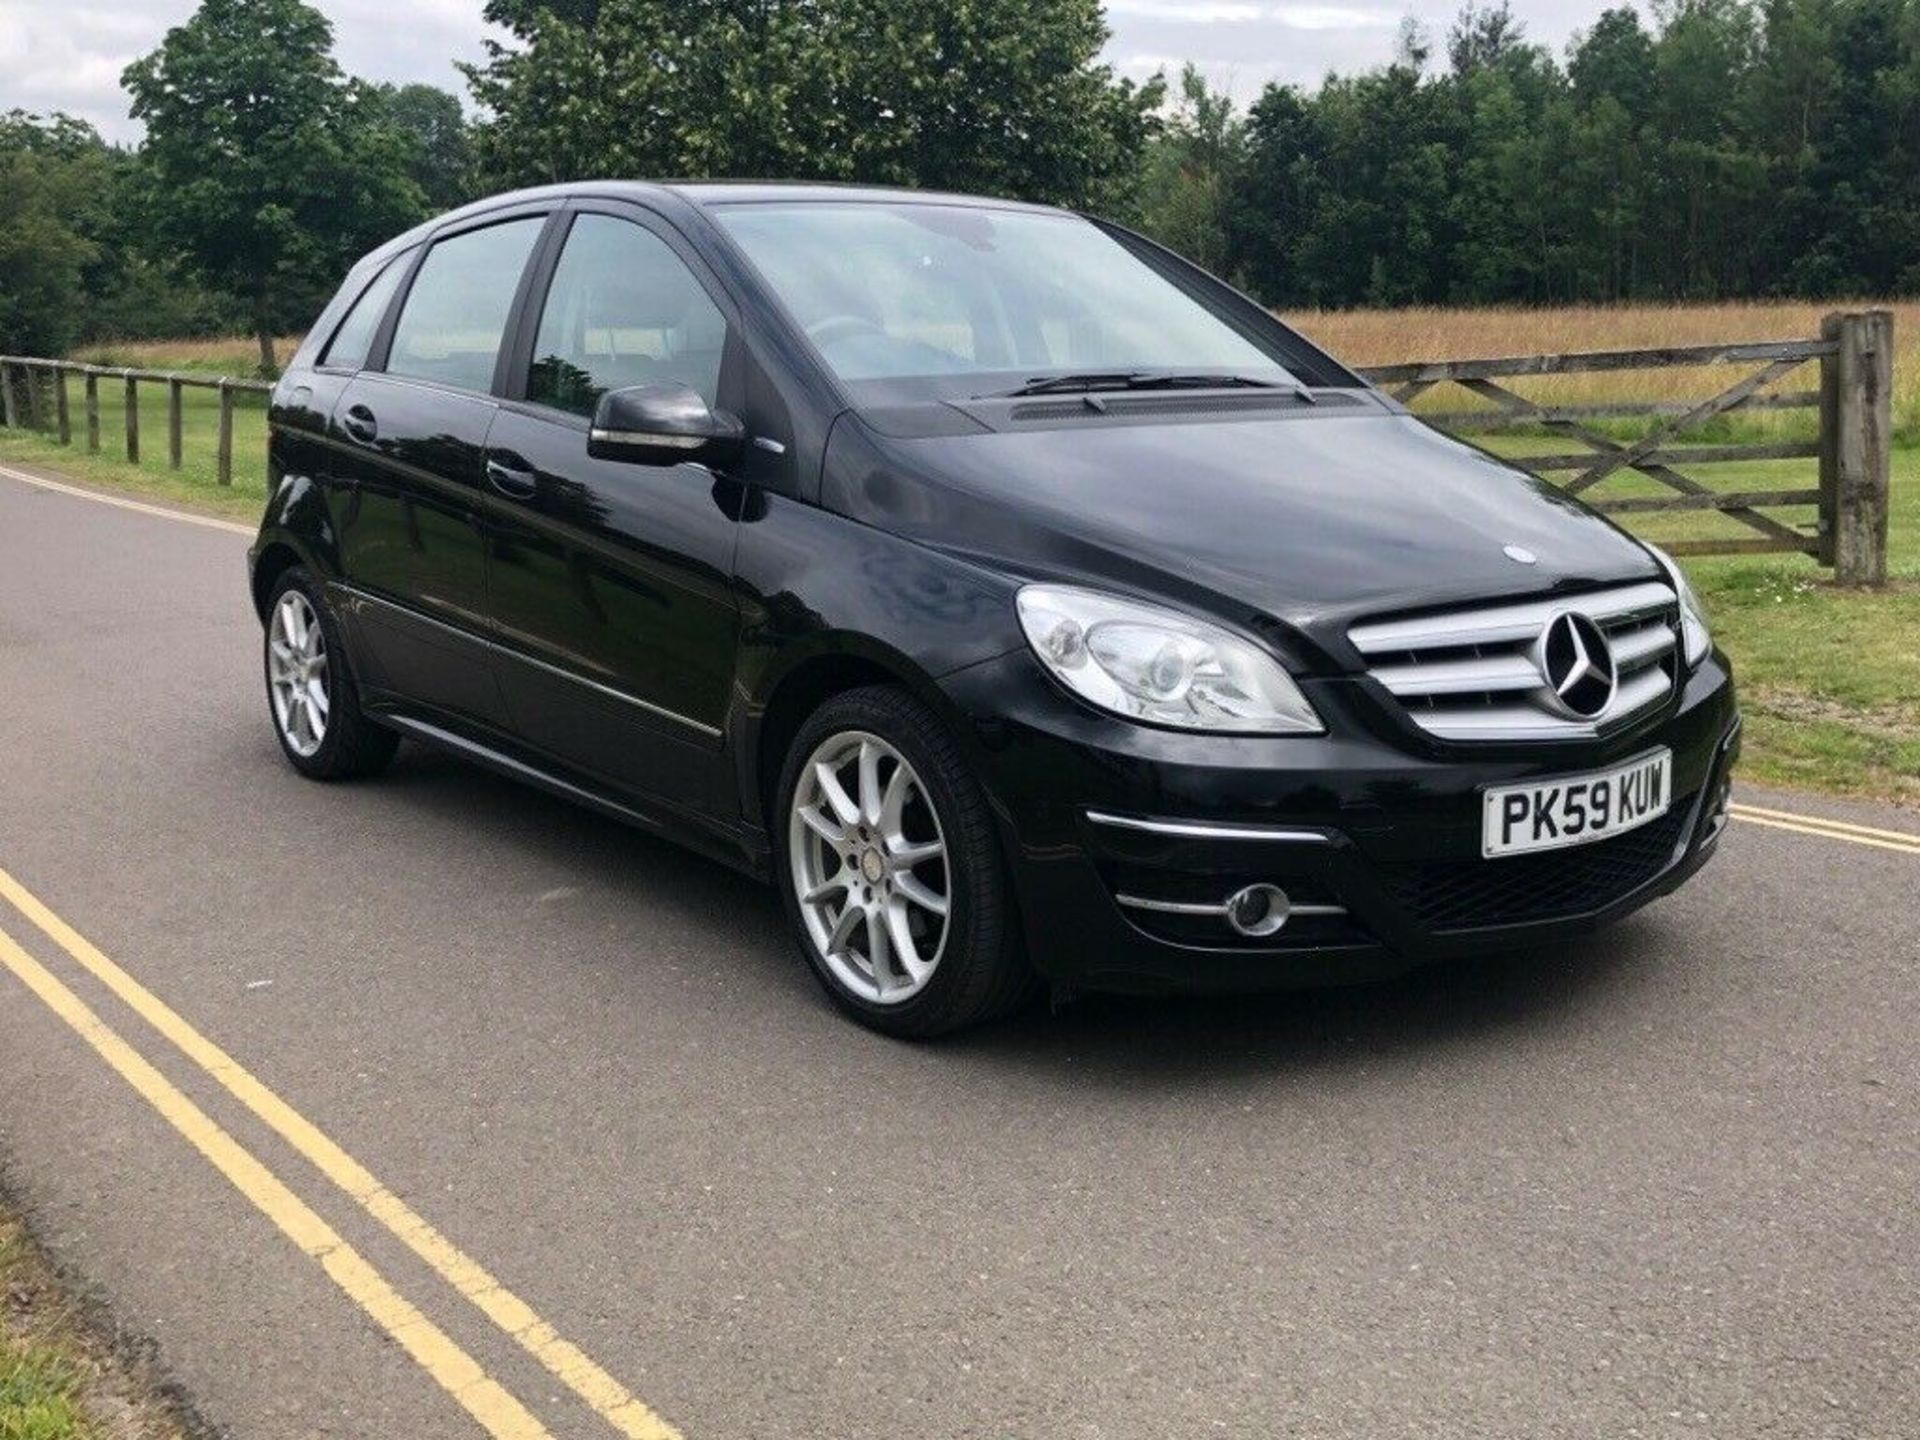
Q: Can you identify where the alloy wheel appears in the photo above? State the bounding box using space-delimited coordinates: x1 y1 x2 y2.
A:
268 590 330 757
788 730 951 1005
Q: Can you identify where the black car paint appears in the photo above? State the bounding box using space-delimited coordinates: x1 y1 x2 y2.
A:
251 181 1737 993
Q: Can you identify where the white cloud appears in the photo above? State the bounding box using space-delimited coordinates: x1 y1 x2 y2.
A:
1106 1 1267 20
1272 5 1397 31
0 0 497 141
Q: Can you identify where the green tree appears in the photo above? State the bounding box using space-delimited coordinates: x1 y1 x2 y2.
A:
1137 66 1245 276
464 0 1161 213
0 113 111 355
372 83 476 211
122 0 427 374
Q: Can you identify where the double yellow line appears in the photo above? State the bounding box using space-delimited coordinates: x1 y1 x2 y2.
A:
1729 802 1920 857
0 865 684 1440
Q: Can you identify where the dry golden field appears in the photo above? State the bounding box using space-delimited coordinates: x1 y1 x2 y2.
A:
70 301 1918 436
70 335 306 374
1286 299 1920 440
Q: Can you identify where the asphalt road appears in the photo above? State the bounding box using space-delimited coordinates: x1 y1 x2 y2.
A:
0 462 1915 1440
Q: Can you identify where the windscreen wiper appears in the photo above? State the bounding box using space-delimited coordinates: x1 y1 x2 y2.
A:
987 370 1308 399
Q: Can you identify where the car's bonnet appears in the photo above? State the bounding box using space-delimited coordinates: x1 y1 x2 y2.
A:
822 406 1663 671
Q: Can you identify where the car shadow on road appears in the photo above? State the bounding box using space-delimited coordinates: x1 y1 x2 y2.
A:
949 922 1664 1087
375 744 1674 1080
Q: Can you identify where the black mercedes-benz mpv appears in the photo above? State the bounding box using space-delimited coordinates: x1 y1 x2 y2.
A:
250 181 1738 1035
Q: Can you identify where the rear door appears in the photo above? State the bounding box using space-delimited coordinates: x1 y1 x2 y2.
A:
480 203 744 808
327 211 551 726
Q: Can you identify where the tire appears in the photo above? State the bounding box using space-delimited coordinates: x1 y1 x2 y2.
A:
263 566 398 781
774 685 1035 1037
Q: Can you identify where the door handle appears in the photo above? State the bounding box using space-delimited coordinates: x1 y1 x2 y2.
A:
486 455 539 498
342 404 377 443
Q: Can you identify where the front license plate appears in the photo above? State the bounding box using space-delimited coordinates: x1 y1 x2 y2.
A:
1481 749 1672 858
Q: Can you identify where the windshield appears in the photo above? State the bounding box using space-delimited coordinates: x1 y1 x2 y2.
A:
712 201 1300 389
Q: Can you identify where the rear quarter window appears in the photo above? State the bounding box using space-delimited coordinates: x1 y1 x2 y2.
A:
319 255 408 372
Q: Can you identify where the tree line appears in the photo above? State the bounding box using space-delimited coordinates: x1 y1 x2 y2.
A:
1 0 1915 373
1148 0 1920 310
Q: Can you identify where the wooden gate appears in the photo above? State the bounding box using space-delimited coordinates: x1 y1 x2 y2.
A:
1358 310 1893 585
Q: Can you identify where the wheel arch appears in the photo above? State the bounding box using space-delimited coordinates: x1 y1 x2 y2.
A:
741 637 966 838
250 539 309 619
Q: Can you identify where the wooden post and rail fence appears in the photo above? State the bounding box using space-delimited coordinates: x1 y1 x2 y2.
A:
0 358 271 491
0 308 1894 584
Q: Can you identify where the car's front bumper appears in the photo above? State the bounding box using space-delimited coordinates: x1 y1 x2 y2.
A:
939 648 1740 994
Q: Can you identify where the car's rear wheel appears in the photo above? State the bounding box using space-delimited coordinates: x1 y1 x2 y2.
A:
264 567 398 780
776 686 1033 1037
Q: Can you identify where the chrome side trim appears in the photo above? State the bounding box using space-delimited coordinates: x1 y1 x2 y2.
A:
1085 811 1333 843
1115 893 1346 917
336 583 723 739
1113 894 1226 916
589 428 705 449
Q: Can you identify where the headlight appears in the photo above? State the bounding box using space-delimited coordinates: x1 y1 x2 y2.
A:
1015 585 1322 734
1646 543 1712 667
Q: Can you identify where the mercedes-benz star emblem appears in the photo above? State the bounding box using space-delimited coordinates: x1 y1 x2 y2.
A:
1536 611 1617 720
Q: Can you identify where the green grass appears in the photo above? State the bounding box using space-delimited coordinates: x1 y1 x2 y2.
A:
0 1354 93 1440
0 373 269 524
1479 440 1920 802
0 1224 103 1440
2 355 1914 804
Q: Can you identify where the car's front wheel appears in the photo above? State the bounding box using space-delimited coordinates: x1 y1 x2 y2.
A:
264 567 398 780
776 686 1033 1037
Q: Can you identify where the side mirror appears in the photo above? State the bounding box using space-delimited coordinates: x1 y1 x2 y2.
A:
588 383 745 468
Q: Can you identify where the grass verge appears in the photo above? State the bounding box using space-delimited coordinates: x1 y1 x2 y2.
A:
0 1207 190 1440
0 380 268 525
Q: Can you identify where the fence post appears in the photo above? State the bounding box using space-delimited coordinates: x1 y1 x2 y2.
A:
1821 311 1893 587
0 363 16 430
54 366 71 445
168 377 185 469
84 370 100 452
22 365 42 430
216 380 235 486
123 371 140 463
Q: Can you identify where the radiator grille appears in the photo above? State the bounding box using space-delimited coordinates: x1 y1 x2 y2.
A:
1348 581 1680 741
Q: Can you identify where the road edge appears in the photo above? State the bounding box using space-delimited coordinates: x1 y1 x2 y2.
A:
0 1150 224 1440
0 460 256 537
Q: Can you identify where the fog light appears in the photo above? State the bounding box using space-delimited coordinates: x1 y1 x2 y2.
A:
1225 884 1290 938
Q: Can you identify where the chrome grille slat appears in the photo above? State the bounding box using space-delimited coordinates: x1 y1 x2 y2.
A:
1609 619 1676 671
1408 666 1673 741
1370 653 1543 697
1348 581 1681 742
1348 581 1675 655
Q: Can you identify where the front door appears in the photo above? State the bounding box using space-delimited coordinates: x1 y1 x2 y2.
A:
328 213 548 727
481 207 743 809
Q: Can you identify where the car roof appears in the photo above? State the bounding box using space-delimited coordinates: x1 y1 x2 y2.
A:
429 179 1062 229
344 180 1071 289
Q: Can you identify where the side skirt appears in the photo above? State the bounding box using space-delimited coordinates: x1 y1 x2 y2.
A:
376 711 771 881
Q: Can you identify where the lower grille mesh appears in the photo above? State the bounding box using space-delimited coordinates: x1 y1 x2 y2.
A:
1378 800 1692 931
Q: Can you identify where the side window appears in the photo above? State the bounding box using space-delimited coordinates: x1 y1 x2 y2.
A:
528 215 728 418
319 254 407 371
385 217 545 393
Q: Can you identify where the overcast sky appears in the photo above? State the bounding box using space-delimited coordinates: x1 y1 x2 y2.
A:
0 0 1603 143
